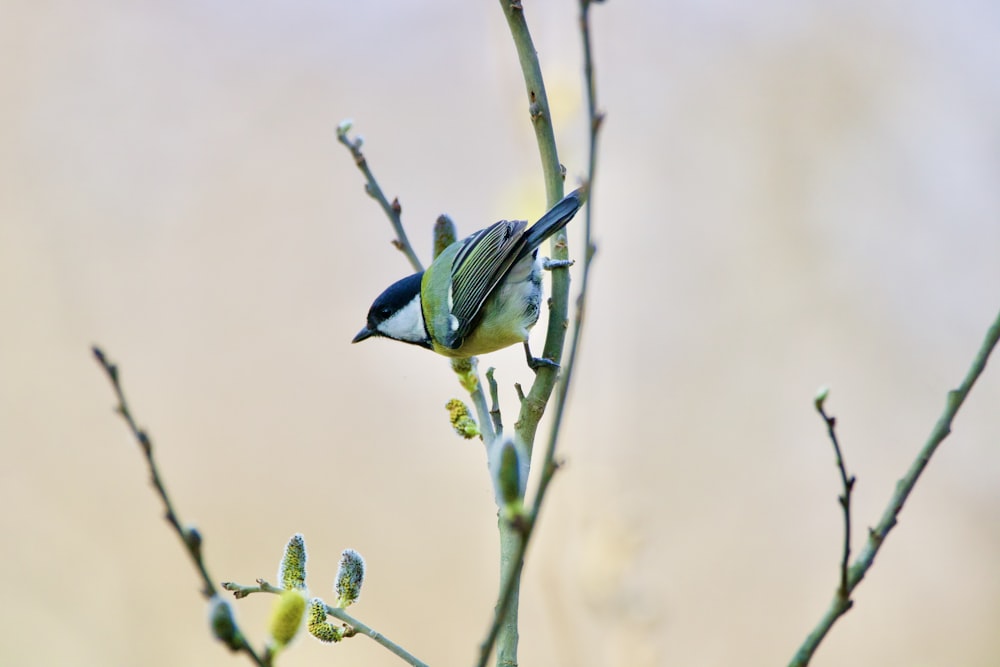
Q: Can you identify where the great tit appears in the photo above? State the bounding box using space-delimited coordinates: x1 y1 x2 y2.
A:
352 188 585 360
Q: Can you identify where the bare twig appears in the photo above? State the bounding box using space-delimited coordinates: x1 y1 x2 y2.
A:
92 346 266 666
789 307 1000 666
815 390 856 603
486 368 504 436
336 122 423 273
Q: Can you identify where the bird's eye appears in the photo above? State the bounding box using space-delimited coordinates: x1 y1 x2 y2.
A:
377 306 393 319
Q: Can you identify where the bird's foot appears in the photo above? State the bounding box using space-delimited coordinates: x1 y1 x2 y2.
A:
524 342 560 373
542 258 575 271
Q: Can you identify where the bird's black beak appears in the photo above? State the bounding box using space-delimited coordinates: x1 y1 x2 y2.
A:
352 326 376 344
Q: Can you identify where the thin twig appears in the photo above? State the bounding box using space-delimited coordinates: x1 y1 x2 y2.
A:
325 606 429 667
789 307 1000 666
534 0 603 555
222 579 429 667
552 0 602 423
470 378 498 446
471 380 497 446
336 122 423 273
816 394 855 602
92 346 266 666
486 368 504 436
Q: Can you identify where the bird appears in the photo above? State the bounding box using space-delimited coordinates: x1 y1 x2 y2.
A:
352 187 585 366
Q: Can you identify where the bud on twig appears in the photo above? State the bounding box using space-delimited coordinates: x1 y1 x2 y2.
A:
814 385 831 412
447 399 480 439
208 595 243 651
269 589 307 649
279 533 308 591
450 357 480 393
434 214 458 259
335 549 366 608
492 437 527 518
307 597 344 643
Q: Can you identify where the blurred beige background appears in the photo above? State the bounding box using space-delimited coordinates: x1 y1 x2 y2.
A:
3 2 999 666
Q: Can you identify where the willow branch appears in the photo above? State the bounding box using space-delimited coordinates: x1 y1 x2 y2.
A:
222 579 429 667
325 605 429 667
336 121 423 273
92 346 265 666
501 0 569 455
789 307 1000 666
477 4 603 667
483 4 569 667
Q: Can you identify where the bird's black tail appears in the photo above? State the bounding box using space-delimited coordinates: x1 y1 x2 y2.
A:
519 187 587 258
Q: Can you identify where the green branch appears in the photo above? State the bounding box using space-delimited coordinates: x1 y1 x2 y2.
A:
222 579 429 667
789 307 1000 666
477 3 603 667
489 4 569 666
501 0 569 453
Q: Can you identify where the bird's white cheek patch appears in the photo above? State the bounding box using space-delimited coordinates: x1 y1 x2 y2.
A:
377 294 427 343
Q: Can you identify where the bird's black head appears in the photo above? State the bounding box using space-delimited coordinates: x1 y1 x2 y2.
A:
352 271 431 348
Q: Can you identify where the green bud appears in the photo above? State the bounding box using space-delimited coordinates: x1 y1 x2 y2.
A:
450 357 479 393
335 549 366 608
269 589 307 649
814 385 830 412
184 525 202 554
307 597 344 643
492 438 526 516
208 595 243 651
433 214 458 259
497 440 523 506
446 399 480 439
278 533 308 591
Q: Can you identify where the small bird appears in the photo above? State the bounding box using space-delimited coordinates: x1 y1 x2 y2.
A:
353 188 585 364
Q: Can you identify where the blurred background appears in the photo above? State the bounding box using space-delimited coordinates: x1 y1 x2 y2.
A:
2 1 999 666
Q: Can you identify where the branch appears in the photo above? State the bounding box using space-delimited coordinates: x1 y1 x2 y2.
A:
496 2 564 208
486 368 504 436
325 605 430 667
789 307 1000 666
222 579 429 667
477 3 604 666
336 121 423 273
483 4 570 666
533 0 604 560
815 388 856 602
452 357 498 447
92 346 266 666
553 0 603 421
502 0 569 453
